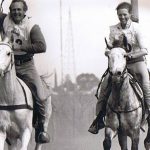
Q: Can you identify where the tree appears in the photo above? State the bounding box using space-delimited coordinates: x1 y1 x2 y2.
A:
76 73 99 91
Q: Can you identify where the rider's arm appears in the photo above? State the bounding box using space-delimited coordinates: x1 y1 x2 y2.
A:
127 49 148 59
21 25 47 54
127 23 148 59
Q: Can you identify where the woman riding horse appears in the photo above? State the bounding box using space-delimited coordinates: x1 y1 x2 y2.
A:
88 2 150 135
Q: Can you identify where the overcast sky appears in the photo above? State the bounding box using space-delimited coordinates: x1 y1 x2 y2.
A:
2 0 150 85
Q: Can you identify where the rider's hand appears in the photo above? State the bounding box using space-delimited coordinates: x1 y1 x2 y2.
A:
20 40 29 52
126 53 133 60
12 43 22 50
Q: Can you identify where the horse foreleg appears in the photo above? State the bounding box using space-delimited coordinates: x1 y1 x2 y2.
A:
0 131 6 150
35 143 42 150
145 127 150 150
144 116 150 150
131 129 140 150
131 137 139 150
20 128 32 150
118 131 128 150
103 127 116 150
7 138 17 150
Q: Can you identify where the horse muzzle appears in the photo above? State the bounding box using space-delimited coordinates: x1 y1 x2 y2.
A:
111 75 122 84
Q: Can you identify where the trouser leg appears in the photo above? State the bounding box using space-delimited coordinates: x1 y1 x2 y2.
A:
128 62 150 113
96 73 112 115
88 74 111 134
35 98 50 143
142 83 150 111
139 65 150 112
16 60 50 143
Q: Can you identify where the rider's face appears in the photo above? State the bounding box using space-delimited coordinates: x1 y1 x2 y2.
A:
10 2 26 24
117 8 131 28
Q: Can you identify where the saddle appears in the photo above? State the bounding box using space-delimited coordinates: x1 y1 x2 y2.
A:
16 73 39 128
95 70 144 113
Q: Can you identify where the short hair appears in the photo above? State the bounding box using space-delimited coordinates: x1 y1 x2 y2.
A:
116 2 132 13
9 0 28 12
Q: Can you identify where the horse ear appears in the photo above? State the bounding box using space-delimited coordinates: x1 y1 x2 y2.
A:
105 37 112 50
105 49 110 57
123 34 128 48
123 35 132 52
127 43 132 52
3 36 10 43
124 53 128 58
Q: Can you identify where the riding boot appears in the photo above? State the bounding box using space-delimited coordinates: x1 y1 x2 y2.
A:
88 110 105 134
35 99 50 143
88 74 111 134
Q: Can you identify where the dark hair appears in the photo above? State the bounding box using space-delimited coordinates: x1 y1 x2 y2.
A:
9 0 28 12
116 2 132 13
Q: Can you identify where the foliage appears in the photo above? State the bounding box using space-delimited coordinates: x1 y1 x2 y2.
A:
76 73 99 91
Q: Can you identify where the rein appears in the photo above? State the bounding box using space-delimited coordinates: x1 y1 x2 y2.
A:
108 66 141 113
95 68 109 99
108 103 141 114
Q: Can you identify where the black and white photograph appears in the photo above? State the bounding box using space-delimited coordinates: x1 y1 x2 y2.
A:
0 0 150 150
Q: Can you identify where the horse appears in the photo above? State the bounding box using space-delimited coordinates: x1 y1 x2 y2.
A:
0 42 52 150
103 47 143 150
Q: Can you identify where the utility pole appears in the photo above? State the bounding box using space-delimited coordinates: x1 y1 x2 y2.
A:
63 8 76 83
131 0 139 23
60 0 64 85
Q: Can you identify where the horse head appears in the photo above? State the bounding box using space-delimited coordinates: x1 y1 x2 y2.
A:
0 42 13 77
105 48 127 83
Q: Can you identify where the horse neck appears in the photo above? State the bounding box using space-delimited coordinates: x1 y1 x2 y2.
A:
111 74 131 104
111 74 138 108
0 65 17 104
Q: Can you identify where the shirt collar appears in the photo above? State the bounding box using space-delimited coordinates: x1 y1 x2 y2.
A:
118 19 132 29
8 13 28 25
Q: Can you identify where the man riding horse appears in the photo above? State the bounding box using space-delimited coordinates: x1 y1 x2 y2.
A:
88 2 150 134
0 0 50 143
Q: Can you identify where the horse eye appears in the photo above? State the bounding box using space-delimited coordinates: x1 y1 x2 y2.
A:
7 52 11 56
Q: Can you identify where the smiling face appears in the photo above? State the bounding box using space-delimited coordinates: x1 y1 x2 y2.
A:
10 2 26 24
117 8 131 28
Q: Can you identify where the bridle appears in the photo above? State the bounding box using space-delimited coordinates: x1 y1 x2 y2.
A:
0 42 14 76
107 52 128 84
107 51 142 114
108 65 127 82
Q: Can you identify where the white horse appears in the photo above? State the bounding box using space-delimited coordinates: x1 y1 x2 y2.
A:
103 48 143 150
0 42 52 150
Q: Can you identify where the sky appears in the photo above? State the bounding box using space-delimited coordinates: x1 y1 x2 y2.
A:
2 0 150 85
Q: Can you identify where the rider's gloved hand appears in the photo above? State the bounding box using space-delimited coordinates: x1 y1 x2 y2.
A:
126 53 133 60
